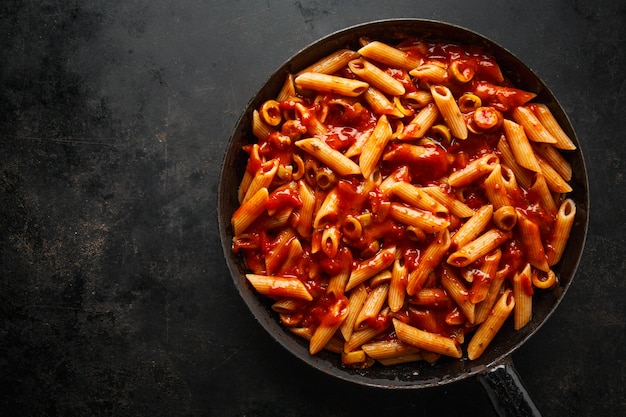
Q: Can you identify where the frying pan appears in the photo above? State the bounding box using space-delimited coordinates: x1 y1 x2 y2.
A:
218 19 589 416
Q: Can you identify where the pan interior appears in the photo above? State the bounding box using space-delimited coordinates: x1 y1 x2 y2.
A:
218 19 589 388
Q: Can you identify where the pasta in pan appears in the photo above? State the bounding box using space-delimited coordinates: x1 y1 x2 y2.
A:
231 36 577 367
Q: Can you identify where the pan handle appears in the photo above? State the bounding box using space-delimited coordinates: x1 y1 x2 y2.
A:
477 355 542 417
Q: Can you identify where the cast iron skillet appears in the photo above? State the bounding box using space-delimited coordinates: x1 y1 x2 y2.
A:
218 19 589 416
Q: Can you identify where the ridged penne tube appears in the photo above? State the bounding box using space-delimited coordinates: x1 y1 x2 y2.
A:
354 283 389 330
390 182 448 216
362 339 421 361
289 327 344 354
512 263 533 330
265 229 297 275
245 274 312 301
295 72 369 97
340 284 368 341
533 142 573 181
297 48 360 75
430 85 468 140
313 187 339 229
242 159 278 204
409 63 448 84
393 318 463 358
397 102 439 140
447 229 512 268
271 298 301 314
345 325 386 353
388 202 450 233
410 288 452 308
360 114 393 179
512 106 557 144
467 289 515 360
252 109 275 140
451 204 493 248
276 73 296 101
441 266 475 324
547 198 576 266
536 155 573 193
406 229 451 295
448 153 499 187
422 186 475 218
378 166 410 195
483 164 512 209
232 187 269 236
295 180 315 238
492 205 518 231
497 136 533 189
503 119 541 172
531 104 577 150
389 258 408 312
470 249 501 304
295 138 361 176
529 172 558 215
346 246 396 291
358 41 423 71
349 58 406 96
474 267 508 324
277 237 304 276
516 209 550 272
364 87 405 117
310 295 349 354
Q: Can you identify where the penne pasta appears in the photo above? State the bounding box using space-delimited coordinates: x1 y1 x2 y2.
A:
246 274 313 301
467 289 515 360
349 58 406 96
547 198 576 266
358 41 423 71
502 118 541 172
295 72 369 97
295 138 361 176
447 229 512 267
430 85 468 139
393 319 463 358
360 115 393 179
512 264 533 330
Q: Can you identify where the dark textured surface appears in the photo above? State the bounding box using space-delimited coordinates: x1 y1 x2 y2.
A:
0 1 624 416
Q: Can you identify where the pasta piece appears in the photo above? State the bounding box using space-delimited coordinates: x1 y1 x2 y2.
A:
265 229 297 275
389 258 408 312
313 187 339 229
276 73 296 102
430 85 468 140
349 58 406 96
354 282 389 330
397 103 440 140
360 114 393 179
242 159 278 204
512 264 533 330
357 41 423 71
467 289 515 360
245 274 312 301
362 339 421 362
516 209 550 272
502 119 541 172
393 319 462 358
252 109 275 140
406 229 451 295
289 327 344 354
469 248 501 304
232 187 269 236
483 164 511 209
531 104 577 150
533 142 573 181
441 266 475 324
346 246 397 291
294 72 369 97
529 172 558 215
497 135 533 189
536 155 573 193
390 182 448 216
447 229 512 267
448 153 499 187
409 62 448 84
547 198 576 266
422 186 475 218
294 179 315 238
340 284 368 341
297 48 360 75
310 295 349 354
474 266 508 324
388 202 450 233
295 138 361 176
364 87 405 118
512 106 557 143
451 204 493 248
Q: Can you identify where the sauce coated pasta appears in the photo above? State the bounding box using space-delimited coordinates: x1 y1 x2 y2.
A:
231 36 576 366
